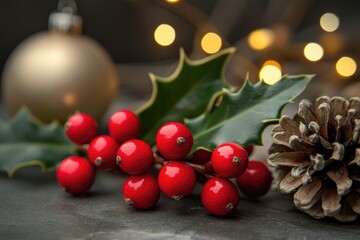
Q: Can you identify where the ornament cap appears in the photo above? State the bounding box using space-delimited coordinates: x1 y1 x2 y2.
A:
49 0 82 34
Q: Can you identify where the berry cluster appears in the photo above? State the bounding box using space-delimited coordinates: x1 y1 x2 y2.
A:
57 110 272 216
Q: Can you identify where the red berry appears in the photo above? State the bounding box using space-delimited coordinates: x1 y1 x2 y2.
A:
192 149 212 165
211 142 249 178
116 139 154 175
245 146 254 156
108 110 141 144
122 173 160 209
64 113 98 145
88 135 119 170
156 122 193 160
236 160 272 198
158 161 196 200
201 177 239 216
56 156 95 195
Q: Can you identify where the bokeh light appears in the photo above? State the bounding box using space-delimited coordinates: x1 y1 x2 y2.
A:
336 56 357 77
304 43 324 61
320 13 340 32
263 60 282 70
248 29 275 51
154 24 176 46
63 93 76 107
166 0 180 3
259 60 282 85
201 32 222 54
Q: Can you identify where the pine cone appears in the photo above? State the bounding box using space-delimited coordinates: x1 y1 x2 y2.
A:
267 96 360 222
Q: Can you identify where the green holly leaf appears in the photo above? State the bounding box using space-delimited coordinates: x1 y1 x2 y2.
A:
186 75 314 151
137 48 234 145
0 108 79 177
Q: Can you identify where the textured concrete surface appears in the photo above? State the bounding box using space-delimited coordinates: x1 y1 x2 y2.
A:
1 168 360 240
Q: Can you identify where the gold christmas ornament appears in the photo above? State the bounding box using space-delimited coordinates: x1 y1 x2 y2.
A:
1 0 118 123
268 96 360 222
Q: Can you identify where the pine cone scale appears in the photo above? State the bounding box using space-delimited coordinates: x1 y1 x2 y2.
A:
293 176 322 209
298 99 317 124
268 96 360 222
353 120 360 143
305 199 325 219
329 142 344 161
321 185 341 216
335 199 357 222
316 101 330 140
279 172 303 194
326 163 352 196
279 116 301 136
347 191 360 214
268 152 311 167
349 148 360 165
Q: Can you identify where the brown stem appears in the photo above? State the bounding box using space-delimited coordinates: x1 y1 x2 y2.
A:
153 153 167 165
76 144 89 156
185 162 206 174
204 162 214 173
205 173 216 180
81 144 89 151
153 153 214 181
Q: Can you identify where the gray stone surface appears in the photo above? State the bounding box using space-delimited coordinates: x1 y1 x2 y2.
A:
1 168 359 240
0 76 358 239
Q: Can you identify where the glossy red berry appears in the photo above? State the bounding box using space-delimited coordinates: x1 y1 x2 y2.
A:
192 149 212 165
156 122 193 160
64 113 98 145
116 139 154 175
88 135 119 170
108 110 141 144
56 156 95 195
236 160 272 198
245 145 254 156
158 161 196 200
201 177 239 216
122 173 160 209
211 142 249 178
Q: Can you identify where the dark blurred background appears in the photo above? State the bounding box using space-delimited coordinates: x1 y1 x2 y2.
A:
0 0 359 119
1 0 360 64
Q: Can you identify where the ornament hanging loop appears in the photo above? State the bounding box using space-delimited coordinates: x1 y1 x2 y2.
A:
58 0 78 14
49 0 82 34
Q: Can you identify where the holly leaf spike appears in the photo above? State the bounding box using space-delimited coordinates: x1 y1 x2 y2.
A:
186 75 314 151
137 48 235 145
0 108 79 177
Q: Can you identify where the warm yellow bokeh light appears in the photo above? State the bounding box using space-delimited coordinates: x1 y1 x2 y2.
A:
304 43 324 61
259 61 282 85
263 60 281 70
248 29 275 51
166 0 180 2
320 13 340 32
154 24 176 46
201 32 222 54
336 56 357 77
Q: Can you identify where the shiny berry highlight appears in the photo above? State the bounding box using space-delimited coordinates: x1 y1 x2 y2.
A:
122 173 160 209
158 161 196 200
211 142 249 178
64 113 98 145
201 177 239 216
108 110 141 144
56 156 95 195
156 122 193 160
88 135 119 170
116 139 154 175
